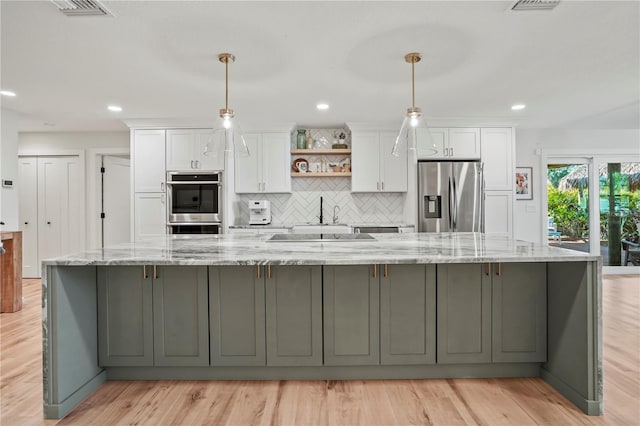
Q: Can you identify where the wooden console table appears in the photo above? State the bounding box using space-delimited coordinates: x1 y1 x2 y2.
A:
1 231 22 313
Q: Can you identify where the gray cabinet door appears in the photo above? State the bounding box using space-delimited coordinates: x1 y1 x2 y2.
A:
492 263 547 362
97 266 153 366
209 266 266 366
153 266 209 366
380 264 436 365
324 265 379 365
265 265 322 366
437 264 491 364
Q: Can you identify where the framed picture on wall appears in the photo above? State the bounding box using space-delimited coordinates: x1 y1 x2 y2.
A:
515 167 533 200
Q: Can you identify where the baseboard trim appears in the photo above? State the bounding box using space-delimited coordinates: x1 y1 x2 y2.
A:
106 363 540 381
44 370 107 419
540 367 603 416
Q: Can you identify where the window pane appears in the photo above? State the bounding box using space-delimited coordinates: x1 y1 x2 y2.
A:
547 164 590 253
600 162 640 266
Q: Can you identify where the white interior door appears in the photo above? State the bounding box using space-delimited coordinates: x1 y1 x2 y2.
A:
37 156 84 263
37 157 63 262
102 155 131 247
18 157 39 277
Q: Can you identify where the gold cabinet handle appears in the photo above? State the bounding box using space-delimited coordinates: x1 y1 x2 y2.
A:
143 265 148 279
153 265 158 279
267 265 272 279
497 263 501 277
373 264 377 278
384 264 388 277
486 263 491 276
256 265 261 279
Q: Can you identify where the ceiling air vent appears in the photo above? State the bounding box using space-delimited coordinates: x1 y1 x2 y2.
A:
511 0 560 11
51 0 112 16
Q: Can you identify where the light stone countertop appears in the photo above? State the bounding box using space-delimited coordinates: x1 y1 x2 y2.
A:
42 232 599 266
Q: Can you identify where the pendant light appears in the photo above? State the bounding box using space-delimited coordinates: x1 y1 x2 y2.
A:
215 53 250 157
391 52 430 157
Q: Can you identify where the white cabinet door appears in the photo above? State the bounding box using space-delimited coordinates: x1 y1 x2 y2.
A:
416 128 448 159
134 193 166 240
18 157 39 278
234 132 291 193
481 128 514 191
379 131 407 192
166 129 196 171
352 131 407 192
134 130 166 192
37 156 84 260
197 129 224 171
234 133 261 193
352 132 382 192
448 128 481 159
484 191 513 237
262 133 291 193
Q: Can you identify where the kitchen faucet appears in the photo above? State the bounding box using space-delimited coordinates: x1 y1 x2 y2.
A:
332 205 340 224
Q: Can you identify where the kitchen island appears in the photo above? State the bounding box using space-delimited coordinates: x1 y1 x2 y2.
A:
41 233 602 419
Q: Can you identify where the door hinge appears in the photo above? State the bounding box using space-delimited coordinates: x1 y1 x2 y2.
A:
100 167 105 173
100 212 106 219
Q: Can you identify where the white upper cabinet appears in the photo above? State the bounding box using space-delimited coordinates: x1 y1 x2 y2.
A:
351 130 407 192
133 129 166 193
235 132 291 193
416 127 481 160
166 129 224 171
480 128 514 191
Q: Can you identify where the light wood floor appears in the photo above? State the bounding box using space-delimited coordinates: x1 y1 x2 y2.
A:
1 276 638 425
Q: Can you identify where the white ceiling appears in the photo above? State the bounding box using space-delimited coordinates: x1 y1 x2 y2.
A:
1 0 639 133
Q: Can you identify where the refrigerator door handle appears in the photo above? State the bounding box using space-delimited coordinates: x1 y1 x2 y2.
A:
451 174 458 231
480 170 486 233
448 177 454 230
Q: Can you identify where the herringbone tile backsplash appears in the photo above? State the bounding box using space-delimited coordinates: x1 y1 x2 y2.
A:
236 178 406 224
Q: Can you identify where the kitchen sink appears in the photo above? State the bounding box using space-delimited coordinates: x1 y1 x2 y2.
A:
291 224 352 234
267 233 375 242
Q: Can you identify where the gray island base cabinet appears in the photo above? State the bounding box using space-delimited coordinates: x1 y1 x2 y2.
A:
41 233 602 419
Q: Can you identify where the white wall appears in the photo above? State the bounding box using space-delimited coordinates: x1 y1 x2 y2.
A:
514 128 640 243
1 109 20 230
19 131 129 153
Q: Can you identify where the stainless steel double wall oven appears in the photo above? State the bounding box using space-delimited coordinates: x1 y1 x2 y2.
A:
166 171 222 234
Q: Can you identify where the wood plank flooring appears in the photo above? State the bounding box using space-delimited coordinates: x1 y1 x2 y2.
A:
1 275 638 425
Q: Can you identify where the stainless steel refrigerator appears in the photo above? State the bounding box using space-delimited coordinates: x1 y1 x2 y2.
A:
418 161 484 232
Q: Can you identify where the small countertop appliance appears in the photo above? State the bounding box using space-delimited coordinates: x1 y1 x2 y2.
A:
249 200 272 225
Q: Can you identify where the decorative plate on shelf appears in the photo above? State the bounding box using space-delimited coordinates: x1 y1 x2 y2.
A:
292 158 309 173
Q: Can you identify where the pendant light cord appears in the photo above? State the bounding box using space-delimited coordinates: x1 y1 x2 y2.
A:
411 60 415 109
225 58 229 110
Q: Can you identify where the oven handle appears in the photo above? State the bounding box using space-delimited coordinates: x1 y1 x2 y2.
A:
166 181 220 185
168 222 222 226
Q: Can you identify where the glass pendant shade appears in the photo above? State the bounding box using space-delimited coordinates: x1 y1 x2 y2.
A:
213 109 250 157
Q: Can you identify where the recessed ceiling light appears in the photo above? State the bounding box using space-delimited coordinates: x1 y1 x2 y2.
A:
1 90 17 97
107 105 122 112
316 103 329 110
511 104 526 110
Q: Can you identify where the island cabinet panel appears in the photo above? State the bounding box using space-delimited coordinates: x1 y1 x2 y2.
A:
437 264 492 364
323 265 380 365
265 265 323 366
380 264 436 365
492 263 547 363
209 266 266 366
97 266 153 366
153 266 209 366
